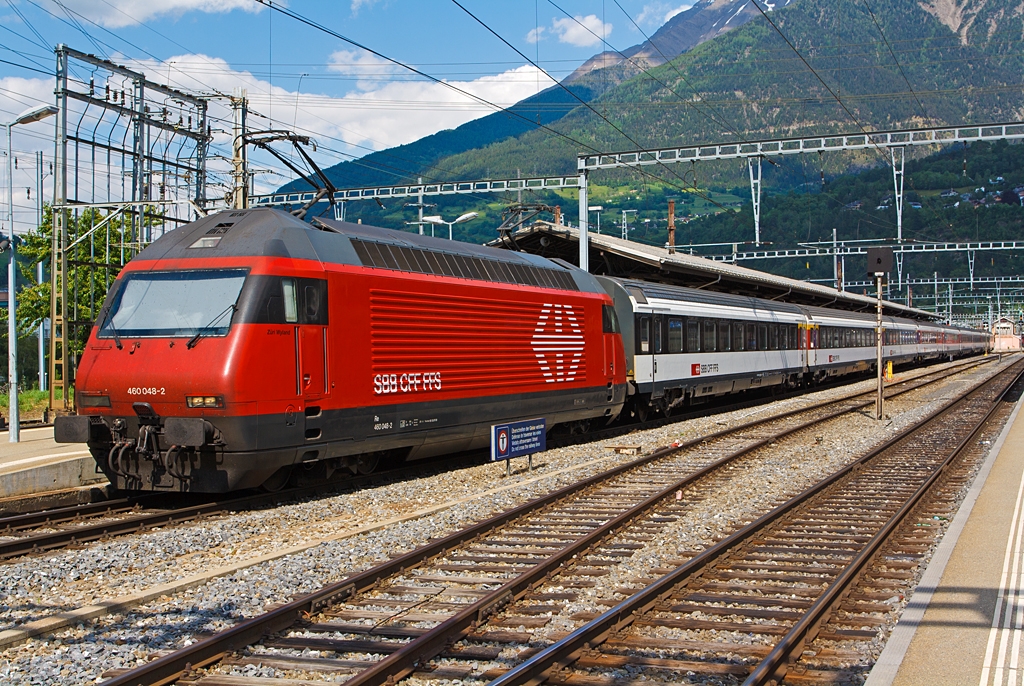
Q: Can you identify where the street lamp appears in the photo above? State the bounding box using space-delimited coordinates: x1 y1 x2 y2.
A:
587 205 603 235
421 211 478 240
6 104 57 443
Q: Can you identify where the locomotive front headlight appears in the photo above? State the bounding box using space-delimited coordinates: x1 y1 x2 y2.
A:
186 395 223 408
76 393 110 408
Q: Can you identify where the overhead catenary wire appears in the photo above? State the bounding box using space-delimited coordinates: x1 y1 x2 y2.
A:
252 0 730 211
858 0 930 121
449 0 728 210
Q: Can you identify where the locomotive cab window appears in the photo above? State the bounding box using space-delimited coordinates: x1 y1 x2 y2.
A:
98 268 248 339
283 279 298 323
602 305 620 334
239 276 329 325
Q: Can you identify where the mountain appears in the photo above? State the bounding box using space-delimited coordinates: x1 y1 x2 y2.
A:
564 0 793 82
429 0 1024 185
279 0 778 193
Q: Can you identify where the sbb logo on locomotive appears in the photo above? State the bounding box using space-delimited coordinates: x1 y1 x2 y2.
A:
373 372 442 395
531 303 584 383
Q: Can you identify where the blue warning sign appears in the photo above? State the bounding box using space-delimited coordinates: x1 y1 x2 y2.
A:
491 418 546 461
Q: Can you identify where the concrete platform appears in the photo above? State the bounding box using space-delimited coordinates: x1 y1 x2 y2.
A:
867 387 1024 686
0 426 107 499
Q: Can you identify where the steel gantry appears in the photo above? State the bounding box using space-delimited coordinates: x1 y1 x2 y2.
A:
50 45 209 411
578 120 1024 245
250 121 1024 275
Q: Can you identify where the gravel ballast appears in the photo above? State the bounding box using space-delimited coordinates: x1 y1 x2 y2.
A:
0 357 1007 685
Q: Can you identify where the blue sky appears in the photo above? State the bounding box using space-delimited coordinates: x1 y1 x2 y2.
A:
0 0 693 223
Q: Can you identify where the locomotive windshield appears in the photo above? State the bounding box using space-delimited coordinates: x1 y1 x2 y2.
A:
98 269 248 339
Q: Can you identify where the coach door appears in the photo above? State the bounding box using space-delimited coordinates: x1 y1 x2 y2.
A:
651 314 666 398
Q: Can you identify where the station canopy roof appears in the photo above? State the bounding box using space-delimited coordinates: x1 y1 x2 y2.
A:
491 221 941 321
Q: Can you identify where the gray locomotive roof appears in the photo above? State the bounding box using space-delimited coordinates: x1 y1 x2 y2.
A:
608 278 805 315
132 208 604 294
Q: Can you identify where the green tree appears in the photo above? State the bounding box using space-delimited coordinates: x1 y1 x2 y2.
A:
16 205 137 355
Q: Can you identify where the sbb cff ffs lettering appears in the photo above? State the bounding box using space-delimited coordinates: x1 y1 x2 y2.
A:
373 372 443 395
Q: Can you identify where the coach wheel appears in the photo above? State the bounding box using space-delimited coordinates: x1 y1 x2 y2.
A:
354 452 380 475
659 399 673 418
634 402 650 423
260 465 293 492
569 419 592 435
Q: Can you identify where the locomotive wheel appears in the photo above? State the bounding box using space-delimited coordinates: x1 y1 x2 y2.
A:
260 465 294 492
353 452 380 475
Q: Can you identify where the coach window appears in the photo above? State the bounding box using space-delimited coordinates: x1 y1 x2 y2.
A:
639 316 651 354
718 322 731 352
703 320 717 352
654 317 664 354
733 322 745 351
770 324 779 350
668 318 683 353
757 324 768 351
746 323 758 351
282 278 298 323
686 320 700 352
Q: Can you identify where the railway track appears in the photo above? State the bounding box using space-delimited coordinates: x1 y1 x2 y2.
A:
95 356 1013 686
0 358 988 563
0 454 478 561
482 359 1024 686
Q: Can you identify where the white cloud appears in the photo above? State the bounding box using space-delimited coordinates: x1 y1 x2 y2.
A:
636 2 695 28
58 0 262 28
350 0 379 14
1 53 558 203
0 76 66 233
551 15 611 47
327 50 402 91
525 26 545 44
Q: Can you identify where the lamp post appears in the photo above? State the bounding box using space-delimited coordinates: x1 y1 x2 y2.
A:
587 205 602 235
422 211 478 240
6 104 57 443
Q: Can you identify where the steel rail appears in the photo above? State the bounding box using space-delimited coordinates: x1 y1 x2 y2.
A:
101 357 989 686
0 358 983 561
490 360 1024 686
0 453 482 560
744 362 1024 685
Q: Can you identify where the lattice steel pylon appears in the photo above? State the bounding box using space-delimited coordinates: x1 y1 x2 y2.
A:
50 45 210 412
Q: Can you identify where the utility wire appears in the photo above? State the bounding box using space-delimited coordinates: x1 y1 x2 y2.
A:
547 0 737 134
450 0 727 209
858 0 930 121
255 0 728 210
251 0 600 156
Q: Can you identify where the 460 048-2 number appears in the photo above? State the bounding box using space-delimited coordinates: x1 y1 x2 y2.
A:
126 387 165 396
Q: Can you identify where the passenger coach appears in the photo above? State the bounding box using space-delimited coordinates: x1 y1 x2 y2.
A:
599 278 988 420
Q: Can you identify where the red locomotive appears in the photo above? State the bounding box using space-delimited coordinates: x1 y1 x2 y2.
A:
54 208 628 492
